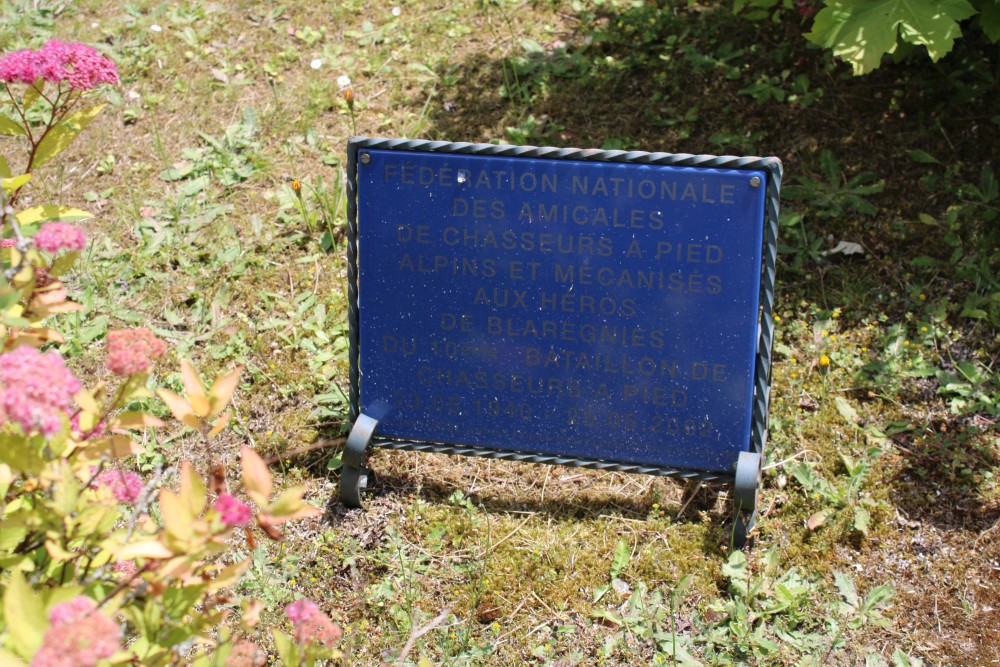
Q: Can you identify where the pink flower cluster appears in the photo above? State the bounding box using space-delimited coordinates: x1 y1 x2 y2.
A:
0 346 81 436
215 493 252 527
285 599 342 646
34 222 86 254
0 40 118 90
31 596 121 667
225 639 265 667
105 327 167 376
95 468 143 503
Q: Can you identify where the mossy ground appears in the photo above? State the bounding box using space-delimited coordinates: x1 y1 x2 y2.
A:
2 0 997 663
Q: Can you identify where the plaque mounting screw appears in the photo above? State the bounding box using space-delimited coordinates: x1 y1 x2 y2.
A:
749 176 761 188
360 152 371 164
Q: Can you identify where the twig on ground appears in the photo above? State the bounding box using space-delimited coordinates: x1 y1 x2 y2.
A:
263 437 346 465
397 608 451 667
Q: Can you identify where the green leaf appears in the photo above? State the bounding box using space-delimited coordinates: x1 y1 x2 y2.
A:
0 116 26 136
590 609 624 625
835 396 861 424
162 585 207 621
47 251 80 277
2 571 47 658
0 433 46 475
807 0 977 75
609 539 630 579
863 583 896 611
908 149 940 164
272 630 300 666
834 571 859 608
0 156 10 179
722 550 748 584
32 104 106 169
892 649 925 667
14 205 93 226
978 0 1000 41
853 506 871 535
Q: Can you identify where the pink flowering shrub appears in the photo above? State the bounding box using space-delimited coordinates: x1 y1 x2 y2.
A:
31 596 122 667
95 468 144 503
105 326 168 376
0 345 82 436
0 41 326 667
33 222 87 254
0 40 118 90
224 640 265 667
215 493 253 526
278 598 343 664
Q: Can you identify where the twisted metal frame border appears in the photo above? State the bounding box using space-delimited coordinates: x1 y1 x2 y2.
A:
345 137 782 484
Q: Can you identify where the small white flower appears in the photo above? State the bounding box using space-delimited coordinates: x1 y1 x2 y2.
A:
392 6 401 16
310 59 323 70
337 75 351 89
150 24 162 32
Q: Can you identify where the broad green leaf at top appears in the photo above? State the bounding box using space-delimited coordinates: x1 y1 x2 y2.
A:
14 205 93 226
807 0 977 74
31 104 106 169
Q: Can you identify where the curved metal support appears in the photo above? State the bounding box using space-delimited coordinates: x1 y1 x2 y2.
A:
340 414 378 508
732 451 762 549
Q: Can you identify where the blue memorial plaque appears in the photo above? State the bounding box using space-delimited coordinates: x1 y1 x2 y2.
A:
349 141 779 476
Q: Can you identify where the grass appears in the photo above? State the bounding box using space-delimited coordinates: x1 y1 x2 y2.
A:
2 0 998 663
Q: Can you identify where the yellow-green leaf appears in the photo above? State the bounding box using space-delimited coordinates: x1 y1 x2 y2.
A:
180 359 210 417
2 173 31 194
22 82 42 109
179 461 207 516
116 539 174 560
240 445 272 506
206 558 251 592
0 462 12 499
2 571 46 657
0 115 25 136
268 485 308 517
0 156 10 178
14 205 93 226
84 435 141 460
272 630 300 667
73 388 100 415
110 411 166 430
32 104 106 168
207 366 242 419
206 412 232 439
48 251 80 277
0 648 28 667
116 372 152 405
157 389 201 430
159 488 193 538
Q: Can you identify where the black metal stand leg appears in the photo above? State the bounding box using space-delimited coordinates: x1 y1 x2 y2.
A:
732 451 762 549
340 414 378 508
